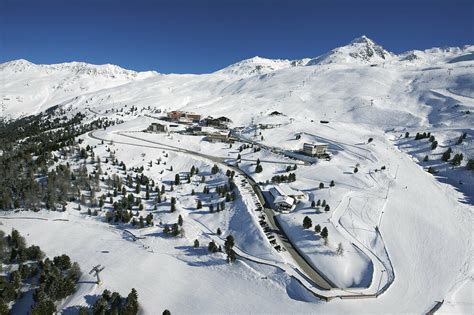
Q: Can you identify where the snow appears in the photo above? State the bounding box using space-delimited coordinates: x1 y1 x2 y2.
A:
1 35 473 313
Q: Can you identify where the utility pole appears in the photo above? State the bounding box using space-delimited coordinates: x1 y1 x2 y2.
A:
89 265 105 285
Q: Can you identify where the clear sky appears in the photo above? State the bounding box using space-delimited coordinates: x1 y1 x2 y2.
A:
1 0 473 73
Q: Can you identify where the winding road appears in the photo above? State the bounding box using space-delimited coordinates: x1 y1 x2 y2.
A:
87 129 393 300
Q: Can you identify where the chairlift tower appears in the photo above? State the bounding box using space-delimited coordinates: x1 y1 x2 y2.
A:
89 264 105 285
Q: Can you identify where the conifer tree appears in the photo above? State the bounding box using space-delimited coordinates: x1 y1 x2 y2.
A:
314 224 321 233
303 216 312 229
320 227 328 239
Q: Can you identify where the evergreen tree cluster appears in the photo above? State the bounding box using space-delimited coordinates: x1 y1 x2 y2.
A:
271 173 296 183
91 288 139 315
0 229 81 314
0 109 121 211
414 132 431 140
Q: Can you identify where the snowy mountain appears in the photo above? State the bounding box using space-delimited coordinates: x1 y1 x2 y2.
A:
307 35 395 66
216 56 309 77
0 36 473 314
0 59 158 118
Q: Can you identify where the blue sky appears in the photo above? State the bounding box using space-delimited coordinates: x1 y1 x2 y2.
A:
1 0 473 73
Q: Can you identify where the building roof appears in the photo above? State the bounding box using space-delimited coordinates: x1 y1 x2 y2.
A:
279 183 305 197
269 186 285 198
304 142 328 147
274 195 294 206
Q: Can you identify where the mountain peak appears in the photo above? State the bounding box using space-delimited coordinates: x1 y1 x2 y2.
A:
307 36 393 66
217 56 292 76
350 35 374 45
0 59 37 72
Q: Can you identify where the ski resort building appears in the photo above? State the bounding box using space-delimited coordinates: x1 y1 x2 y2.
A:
185 113 202 122
148 123 168 133
185 125 203 135
278 183 305 202
202 116 232 129
205 131 232 143
167 111 186 121
303 142 328 157
269 186 295 213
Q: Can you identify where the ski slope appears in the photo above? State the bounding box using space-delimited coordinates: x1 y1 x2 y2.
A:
1 36 473 314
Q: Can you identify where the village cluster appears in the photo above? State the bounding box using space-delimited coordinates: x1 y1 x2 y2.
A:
145 110 329 213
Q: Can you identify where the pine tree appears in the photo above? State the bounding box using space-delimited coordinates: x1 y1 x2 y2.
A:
311 200 316 208
314 224 321 233
330 180 335 187
208 240 218 253
441 149 451 162
303 216 312 229
255 164 263 173
431 141 438 150
224 235 235 254
227 249 237 263
194 239 199 248
178 215 183 226
174 174 180 185
324 204 330 212
216 228 222 236
319 182 324 189
451 153 463 166
320 227 328 239
197 200 202 209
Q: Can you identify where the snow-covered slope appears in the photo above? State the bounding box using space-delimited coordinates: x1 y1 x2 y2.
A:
0 59 158 118
216 56 310 77
0 36 473 314
307 35 395 66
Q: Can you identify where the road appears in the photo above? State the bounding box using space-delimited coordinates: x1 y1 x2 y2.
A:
88 130 335 290
242 173 335 290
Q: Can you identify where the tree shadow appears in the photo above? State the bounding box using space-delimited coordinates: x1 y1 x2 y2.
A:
174 245 227 267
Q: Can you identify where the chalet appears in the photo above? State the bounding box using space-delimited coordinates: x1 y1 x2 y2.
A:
202 116 232 129
185 125 202 135
167 111 186 121
269 186 295 213
185 113 201 122
148 123 168 133
205 131 232 143
303 142 328 157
